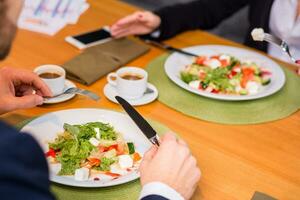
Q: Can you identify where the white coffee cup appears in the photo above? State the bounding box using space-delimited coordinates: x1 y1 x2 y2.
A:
34 65 66 96
107 67 148 100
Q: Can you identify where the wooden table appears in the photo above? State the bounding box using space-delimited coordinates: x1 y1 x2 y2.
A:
1 1 299 199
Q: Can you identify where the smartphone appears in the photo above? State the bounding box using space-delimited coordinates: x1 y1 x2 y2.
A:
65 26 111 50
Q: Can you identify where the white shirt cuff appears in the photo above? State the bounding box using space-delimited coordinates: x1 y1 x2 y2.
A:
150 30 161 38
139 182 184 200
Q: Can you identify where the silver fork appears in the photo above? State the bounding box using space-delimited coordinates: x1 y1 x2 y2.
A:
263 33 298 63
45 87 100 101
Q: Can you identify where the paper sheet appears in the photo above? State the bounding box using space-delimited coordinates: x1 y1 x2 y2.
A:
18 0 89 36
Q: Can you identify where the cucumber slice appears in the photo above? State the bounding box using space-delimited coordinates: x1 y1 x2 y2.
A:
127 142 135 154
239 89 248 95
262 78 271 85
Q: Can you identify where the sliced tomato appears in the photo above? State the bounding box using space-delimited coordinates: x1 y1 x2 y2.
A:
98 146 108 153
45 148 56 158
195 56 206 65
105 172 121 178
220 59 229 67
133 152 142 162
231 71 237 76
241 67 254 88
104 144 125 155
211 55 220 60
211 89 219 94
87 157 101 167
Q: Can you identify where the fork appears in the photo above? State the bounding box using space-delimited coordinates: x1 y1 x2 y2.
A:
45 87 100 101
263 33 299 64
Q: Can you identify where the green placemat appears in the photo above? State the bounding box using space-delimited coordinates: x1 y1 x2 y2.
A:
146 54 300 125
17 116 170 200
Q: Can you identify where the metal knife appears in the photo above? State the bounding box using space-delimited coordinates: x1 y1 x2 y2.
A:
143 39 199 57
115 96 160 146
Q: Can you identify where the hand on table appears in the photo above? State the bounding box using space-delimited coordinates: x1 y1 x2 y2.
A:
139 133 201 200
0 67 52 115
110 11 161 38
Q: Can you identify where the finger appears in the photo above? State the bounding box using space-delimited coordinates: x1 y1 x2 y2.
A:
113 12 140 27
161 132 177 143
140 145 157 167
111 28 132 38
178 139 188 147
12 69 52 97
11 94 43 110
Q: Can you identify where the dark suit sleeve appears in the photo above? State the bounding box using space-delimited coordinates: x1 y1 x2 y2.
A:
0 121 55 200
142 0 249 41
141 195 169 200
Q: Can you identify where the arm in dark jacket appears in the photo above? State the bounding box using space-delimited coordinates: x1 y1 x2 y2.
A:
147 0 249 40
0 121 55 200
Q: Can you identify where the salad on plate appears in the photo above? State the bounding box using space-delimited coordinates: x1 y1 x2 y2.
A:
180 54 272 95
45 121 142 181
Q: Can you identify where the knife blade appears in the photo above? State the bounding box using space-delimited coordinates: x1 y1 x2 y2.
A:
143 39 199 57
115 96 160 146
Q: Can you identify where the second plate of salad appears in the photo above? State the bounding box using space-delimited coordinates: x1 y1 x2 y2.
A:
20 108 152 187
164 45 285 101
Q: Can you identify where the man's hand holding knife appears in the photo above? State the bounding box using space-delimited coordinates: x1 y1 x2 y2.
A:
116 96 201 199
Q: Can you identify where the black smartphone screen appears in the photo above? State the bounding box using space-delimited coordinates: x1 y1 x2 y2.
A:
73 29 111 45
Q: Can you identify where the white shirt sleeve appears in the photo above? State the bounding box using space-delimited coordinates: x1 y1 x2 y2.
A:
139 182 184 200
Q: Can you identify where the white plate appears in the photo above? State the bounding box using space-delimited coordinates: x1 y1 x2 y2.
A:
104 83 158 106
43 80 76 104
164 45 286 101
20 108 152 187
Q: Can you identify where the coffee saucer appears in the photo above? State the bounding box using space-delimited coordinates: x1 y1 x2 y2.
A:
43 80 76 104
103 83 158 106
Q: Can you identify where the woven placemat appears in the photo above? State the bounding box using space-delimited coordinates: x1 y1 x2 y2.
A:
18 116 169 200
146 54 300 125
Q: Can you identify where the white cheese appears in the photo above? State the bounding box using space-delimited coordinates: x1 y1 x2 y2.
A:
74 167 90 181
110 164 128 175
246 81 259 95
251 28 265 41
204 58 221 69
219 54 231 63
118 155 133 169
188 80 200 89
89 137 100 146
94 128 100 139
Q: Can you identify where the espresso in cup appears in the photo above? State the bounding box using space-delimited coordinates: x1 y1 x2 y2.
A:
34 65 66 96
39 72 61 79
107 67 148 100
120 73 144 81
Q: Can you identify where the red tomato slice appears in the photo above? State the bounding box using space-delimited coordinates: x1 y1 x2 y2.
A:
220 59 229 67
133 152 142 162
195 56 206 65
45 148 56 158
87 158 101 167
105 172 121 178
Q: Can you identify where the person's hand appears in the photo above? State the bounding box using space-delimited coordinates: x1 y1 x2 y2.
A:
0 67 52 114
110 11 161 38
139 133 201 200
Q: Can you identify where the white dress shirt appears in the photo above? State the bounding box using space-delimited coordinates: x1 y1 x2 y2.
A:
139 182 184 200
268 0 300 64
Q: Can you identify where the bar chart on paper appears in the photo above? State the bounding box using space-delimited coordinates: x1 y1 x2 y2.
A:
18 0 89 36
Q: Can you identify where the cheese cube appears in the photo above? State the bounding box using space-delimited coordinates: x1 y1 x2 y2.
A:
74 167 90 181
118 155 133 169
89 137 100 146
